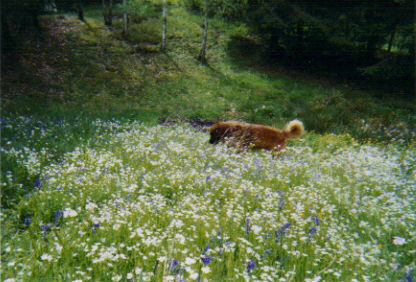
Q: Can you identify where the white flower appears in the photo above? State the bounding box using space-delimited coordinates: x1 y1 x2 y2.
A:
40 253 53 262
251 225 262 234
189 271 199 280
184 257 196 265
305 276 321 282
127 273 133 280
3 279 16 282
55 242 63 254
201 266 211 274
112 275 122 281
85 202 98 211
392 236 406 245
64 208 78 218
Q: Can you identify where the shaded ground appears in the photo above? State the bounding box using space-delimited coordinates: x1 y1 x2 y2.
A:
227 35 415 99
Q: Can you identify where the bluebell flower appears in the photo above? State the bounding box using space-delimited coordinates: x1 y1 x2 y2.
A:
245 218 251 235
41 224 50 236
92 223 100 234
247 260 256 274
278 198 285 210
55 210 64 224
34 176 42 188
23 214 32 226
309 227 317 236
277 190 285 210
169 259 180 274
404 269 413 282
311 216 321 226
275 222 291 240
205 176 211 183
202 244 210 255
201 256 213 265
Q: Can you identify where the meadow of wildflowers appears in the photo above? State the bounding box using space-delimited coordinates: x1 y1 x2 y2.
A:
1 116 415 281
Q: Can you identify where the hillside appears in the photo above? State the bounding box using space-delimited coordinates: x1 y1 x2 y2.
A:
2 6 415 142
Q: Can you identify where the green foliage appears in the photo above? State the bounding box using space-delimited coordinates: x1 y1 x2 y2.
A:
1 118 415 281
2 5 415 144
183 0 248 20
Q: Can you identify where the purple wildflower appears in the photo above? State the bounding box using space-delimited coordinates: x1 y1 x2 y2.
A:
245 218 251 235
169 259 180 274
275 222 291 239
276 190 285 210
24 214 32 226
201 256 213 265
405 270 413 282
92 223 100 234
309 227 317 236
34 176 42 188
41 224 50 236
311 216 321 226
202 244 210 255
278 198 285 210
55 210 64 224
247 260 256 274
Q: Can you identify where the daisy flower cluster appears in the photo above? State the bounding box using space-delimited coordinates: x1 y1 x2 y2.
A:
1 117 415 281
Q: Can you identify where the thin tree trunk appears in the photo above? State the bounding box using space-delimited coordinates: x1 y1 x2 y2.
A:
387 24 397 53
108 0 113 26
76 0 88 25
123 0 128 35
102 0 113 26
198 0 208 64
161 0 167 50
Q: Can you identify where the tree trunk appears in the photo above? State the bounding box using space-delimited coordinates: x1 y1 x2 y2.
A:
102 0 113 27
76 1 85 23
123 0 128 35
387 24 397 53
198 0 208 64
108 0 113 26
161 0 167 50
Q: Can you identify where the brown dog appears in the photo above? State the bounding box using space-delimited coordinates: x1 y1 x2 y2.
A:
209 120 304 152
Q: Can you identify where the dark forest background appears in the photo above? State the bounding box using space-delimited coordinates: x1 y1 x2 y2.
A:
2 0 414 95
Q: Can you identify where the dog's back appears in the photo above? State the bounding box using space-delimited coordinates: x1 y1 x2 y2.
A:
209 120 304 151
209 121 247 144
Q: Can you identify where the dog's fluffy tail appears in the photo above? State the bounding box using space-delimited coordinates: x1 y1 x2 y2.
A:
284 120 305 138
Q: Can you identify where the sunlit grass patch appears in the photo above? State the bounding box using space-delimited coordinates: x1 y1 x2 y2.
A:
1 116 415 281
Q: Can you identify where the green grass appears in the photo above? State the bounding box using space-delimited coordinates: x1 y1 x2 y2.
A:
1 4 415 282
1 117 415 281
2 5 415 142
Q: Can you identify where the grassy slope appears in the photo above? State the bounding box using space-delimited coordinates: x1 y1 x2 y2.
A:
2 5 415 141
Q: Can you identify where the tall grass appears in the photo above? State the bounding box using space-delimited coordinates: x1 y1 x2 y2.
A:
1 116 415 281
